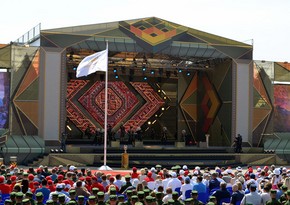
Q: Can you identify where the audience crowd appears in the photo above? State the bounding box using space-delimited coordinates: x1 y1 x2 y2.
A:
0 164 289 205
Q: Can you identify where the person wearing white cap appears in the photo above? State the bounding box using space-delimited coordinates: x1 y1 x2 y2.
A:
150 167 157 180
236 166 243 172
271 168 282 189
182 165 188 171
167 172 182 193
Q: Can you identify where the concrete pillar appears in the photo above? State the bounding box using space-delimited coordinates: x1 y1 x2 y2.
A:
39 47 66 146
232 59 253 145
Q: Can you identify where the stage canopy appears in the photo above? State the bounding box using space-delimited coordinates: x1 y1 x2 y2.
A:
40 17 252 62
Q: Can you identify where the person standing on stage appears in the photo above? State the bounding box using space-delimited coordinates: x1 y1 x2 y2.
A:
119 122 126 143
161 126 168 144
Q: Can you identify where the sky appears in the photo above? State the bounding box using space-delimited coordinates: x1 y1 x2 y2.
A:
1 0 289 62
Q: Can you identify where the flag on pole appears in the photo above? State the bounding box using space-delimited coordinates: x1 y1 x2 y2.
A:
76 48 108 78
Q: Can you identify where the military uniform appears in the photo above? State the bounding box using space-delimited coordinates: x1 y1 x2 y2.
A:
35 192 45 205
191 191 203 205
97 192 106 205
266 190 281 205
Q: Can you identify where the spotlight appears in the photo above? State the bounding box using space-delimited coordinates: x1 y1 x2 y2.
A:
50 149 55 153
143 76 147 81
60 149 64 153
186 71 191 76
73 67 77 71
150 70 155 75
142 66 146 72
115 74 119 79
113 68 117 73
178 68 182 73
161 107 165 111
55 149 59 153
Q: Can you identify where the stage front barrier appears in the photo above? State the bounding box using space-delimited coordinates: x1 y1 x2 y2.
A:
135 141 143 147
111 141 120 147
175 142 185 148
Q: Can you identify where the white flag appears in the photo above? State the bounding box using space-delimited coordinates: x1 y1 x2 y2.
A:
76 48 108 78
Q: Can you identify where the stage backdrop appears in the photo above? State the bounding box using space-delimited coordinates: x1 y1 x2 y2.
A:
0 72 10 128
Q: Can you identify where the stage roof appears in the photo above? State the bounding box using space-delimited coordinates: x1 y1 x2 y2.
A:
41 17 252 60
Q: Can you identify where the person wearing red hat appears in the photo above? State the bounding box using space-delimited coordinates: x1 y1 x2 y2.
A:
0 175 10 194
85 176 92 192
144 172 155 182
31 181 40 193
28 174 35 190
10 175 17 192
57 174 64 183
105 176 119 192
47 180 56 192
91 176 105 192
131 167 139 179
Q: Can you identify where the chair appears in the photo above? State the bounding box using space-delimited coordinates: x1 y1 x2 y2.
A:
197 192 209 204
219 197 231 205
185 190 192 199
175 187 181 195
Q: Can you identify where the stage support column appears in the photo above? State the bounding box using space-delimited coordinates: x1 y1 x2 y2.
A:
39 47 66 147
232 59 253 145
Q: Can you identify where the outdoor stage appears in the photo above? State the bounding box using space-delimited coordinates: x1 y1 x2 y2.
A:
28 140 284 169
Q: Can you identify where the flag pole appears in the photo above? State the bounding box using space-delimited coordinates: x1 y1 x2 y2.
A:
99 40 112 170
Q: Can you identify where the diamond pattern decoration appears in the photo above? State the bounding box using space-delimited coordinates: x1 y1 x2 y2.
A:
78 81 139 128
67 81 164 132
128 17 186 46
125 82 165 129
201 75 221 132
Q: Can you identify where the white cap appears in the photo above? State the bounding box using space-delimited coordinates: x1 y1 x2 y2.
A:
69 166 76 171
179 170 185 175
183 165 188 170
171 172 177 177
274 168 280 175
150 167 156 172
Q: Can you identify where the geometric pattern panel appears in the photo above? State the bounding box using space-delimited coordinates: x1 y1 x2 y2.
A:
274 62 290 82
180 74 198 121
252 63 273 146
13 50 39 134
78 81 138 128
67 80 164 133
66 80 92 132
201 74 221 133
125 82 165 130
